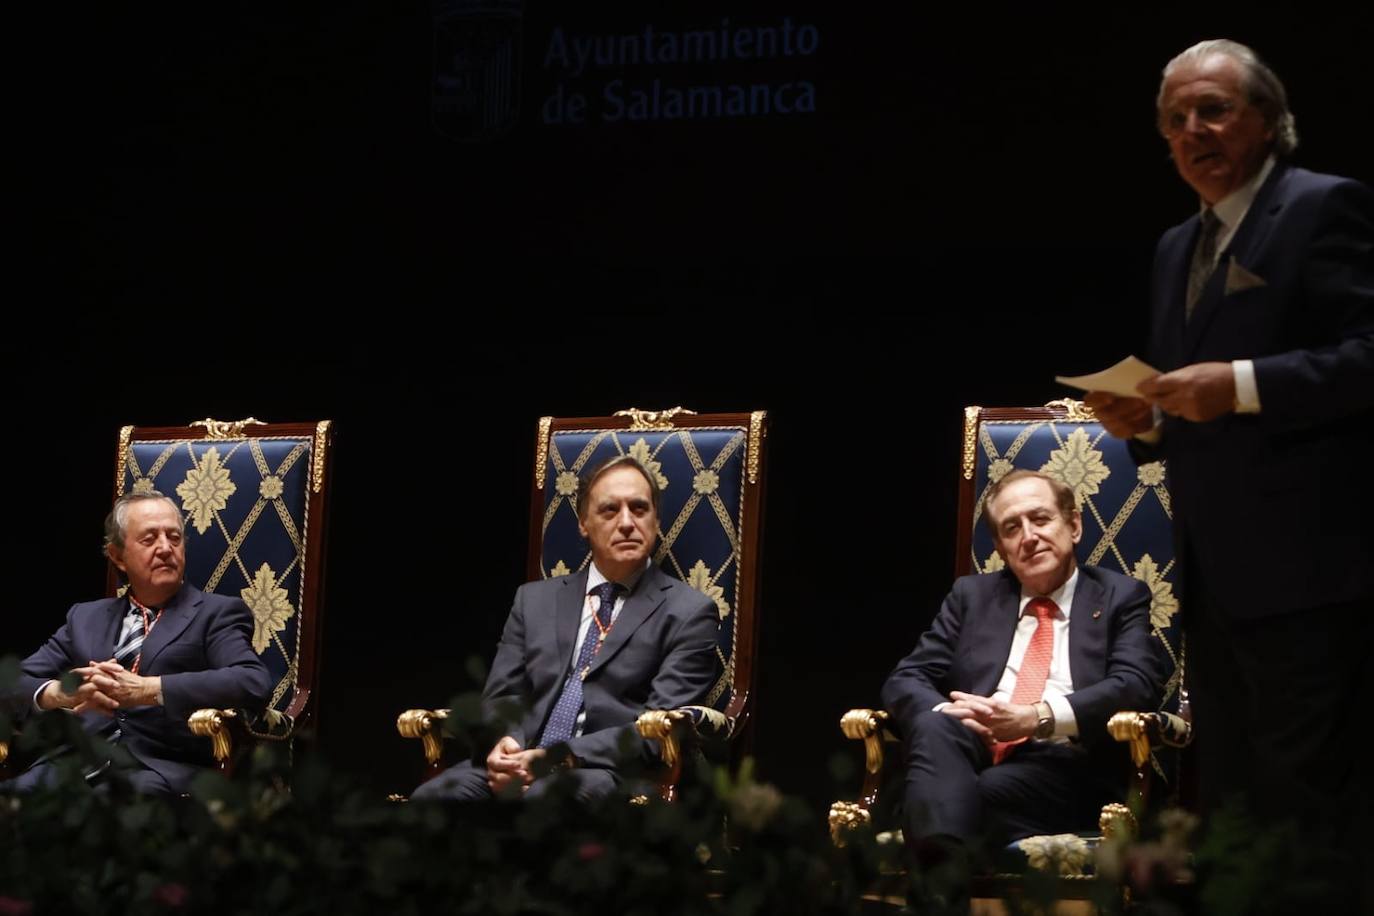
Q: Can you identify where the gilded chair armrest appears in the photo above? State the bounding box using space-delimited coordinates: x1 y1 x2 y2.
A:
634 706 732 802
1107 710 1192 816
187 707 295 772
396 708 451 767
829 708 893 847
635 705 734 764
0 739 8 765
1107 711 1194 768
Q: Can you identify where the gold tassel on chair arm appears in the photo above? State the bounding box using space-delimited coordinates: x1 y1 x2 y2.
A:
396 709 450 766
635 709 689 769
188 709 236 764
840 708 890 775
1107 712 1153 769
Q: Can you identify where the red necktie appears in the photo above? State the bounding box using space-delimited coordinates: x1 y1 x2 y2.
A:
992 597 1057 764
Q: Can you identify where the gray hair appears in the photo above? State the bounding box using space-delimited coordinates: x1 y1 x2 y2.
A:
1158 39 1299 156
103 491 185 553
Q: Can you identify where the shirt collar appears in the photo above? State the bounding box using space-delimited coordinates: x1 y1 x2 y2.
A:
587 558 650 596
1018 566 1077 620
1204 154 1276 233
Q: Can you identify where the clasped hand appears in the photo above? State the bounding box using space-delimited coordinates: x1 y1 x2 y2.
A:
941 691 1037 747
43 660 159 716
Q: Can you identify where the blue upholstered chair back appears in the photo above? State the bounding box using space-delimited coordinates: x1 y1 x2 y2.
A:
532 411 767 723
959 403 1183 771
114 420 333 725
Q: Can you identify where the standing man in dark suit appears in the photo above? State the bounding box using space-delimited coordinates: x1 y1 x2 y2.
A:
5 492 271 794
883 471 1164 859
412 455 719 802
1086 41 1373 863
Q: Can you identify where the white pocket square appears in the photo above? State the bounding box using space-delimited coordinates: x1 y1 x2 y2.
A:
1225 257 1267 294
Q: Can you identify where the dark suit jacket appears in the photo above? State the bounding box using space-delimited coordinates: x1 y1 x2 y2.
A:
1145 163 1374 617
881 566 1164 759
13 584 272 792
479 564 720 771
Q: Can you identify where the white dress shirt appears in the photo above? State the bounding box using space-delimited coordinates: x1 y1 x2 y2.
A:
992 568 1080 739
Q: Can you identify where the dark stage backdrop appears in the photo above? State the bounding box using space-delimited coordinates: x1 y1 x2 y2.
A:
7 2 1371 806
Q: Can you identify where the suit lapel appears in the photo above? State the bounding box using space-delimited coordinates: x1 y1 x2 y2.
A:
136 584 200 672
586 565 668 678
1155 221 1196 369
96 597 129 661
1223 164 1285 263
1066 568 1105 691
554 570 589 666
975 573 1023 695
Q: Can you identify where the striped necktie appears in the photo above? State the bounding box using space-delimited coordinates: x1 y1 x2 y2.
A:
112 598 159 672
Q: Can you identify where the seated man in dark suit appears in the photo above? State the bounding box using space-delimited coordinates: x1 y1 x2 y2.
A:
413 455 720 802
882 470 1166 858
4 491 271 794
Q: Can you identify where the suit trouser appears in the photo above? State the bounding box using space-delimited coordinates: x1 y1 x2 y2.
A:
410 759 618 803
1187 564 1373 908
1186 567 1372 881
899 710 1119 849
2 758 172 795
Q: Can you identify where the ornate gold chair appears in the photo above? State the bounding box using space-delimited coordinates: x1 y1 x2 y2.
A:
399 407 767 799
114 418 334 773
829 400 1189 903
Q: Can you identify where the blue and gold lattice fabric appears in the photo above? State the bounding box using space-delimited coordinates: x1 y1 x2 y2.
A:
121 437 316 716
539 428 748 714
969 418 1183 741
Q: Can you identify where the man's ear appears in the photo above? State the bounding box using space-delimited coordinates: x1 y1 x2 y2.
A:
107 544 127 573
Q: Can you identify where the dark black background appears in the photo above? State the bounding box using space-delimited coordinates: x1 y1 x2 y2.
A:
6 2 1371 806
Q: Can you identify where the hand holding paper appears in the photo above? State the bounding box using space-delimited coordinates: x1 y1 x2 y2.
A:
1057 356 1160 439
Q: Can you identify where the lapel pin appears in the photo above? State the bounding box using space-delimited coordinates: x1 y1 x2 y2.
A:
1092 609 1102 620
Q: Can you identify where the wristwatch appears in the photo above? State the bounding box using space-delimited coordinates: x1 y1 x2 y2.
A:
1032 701 1055 740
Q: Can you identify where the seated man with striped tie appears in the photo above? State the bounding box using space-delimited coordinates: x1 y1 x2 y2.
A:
4 491 270 794
882 470 1166 861
411 455 720 802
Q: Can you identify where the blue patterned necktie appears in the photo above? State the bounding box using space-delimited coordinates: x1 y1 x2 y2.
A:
538 580 622 748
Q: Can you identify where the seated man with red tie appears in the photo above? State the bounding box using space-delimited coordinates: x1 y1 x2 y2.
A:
882 470 1166 859
4 491 271 794
411 455 720 802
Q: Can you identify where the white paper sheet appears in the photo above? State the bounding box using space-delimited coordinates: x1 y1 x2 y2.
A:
1054 356 1160 398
